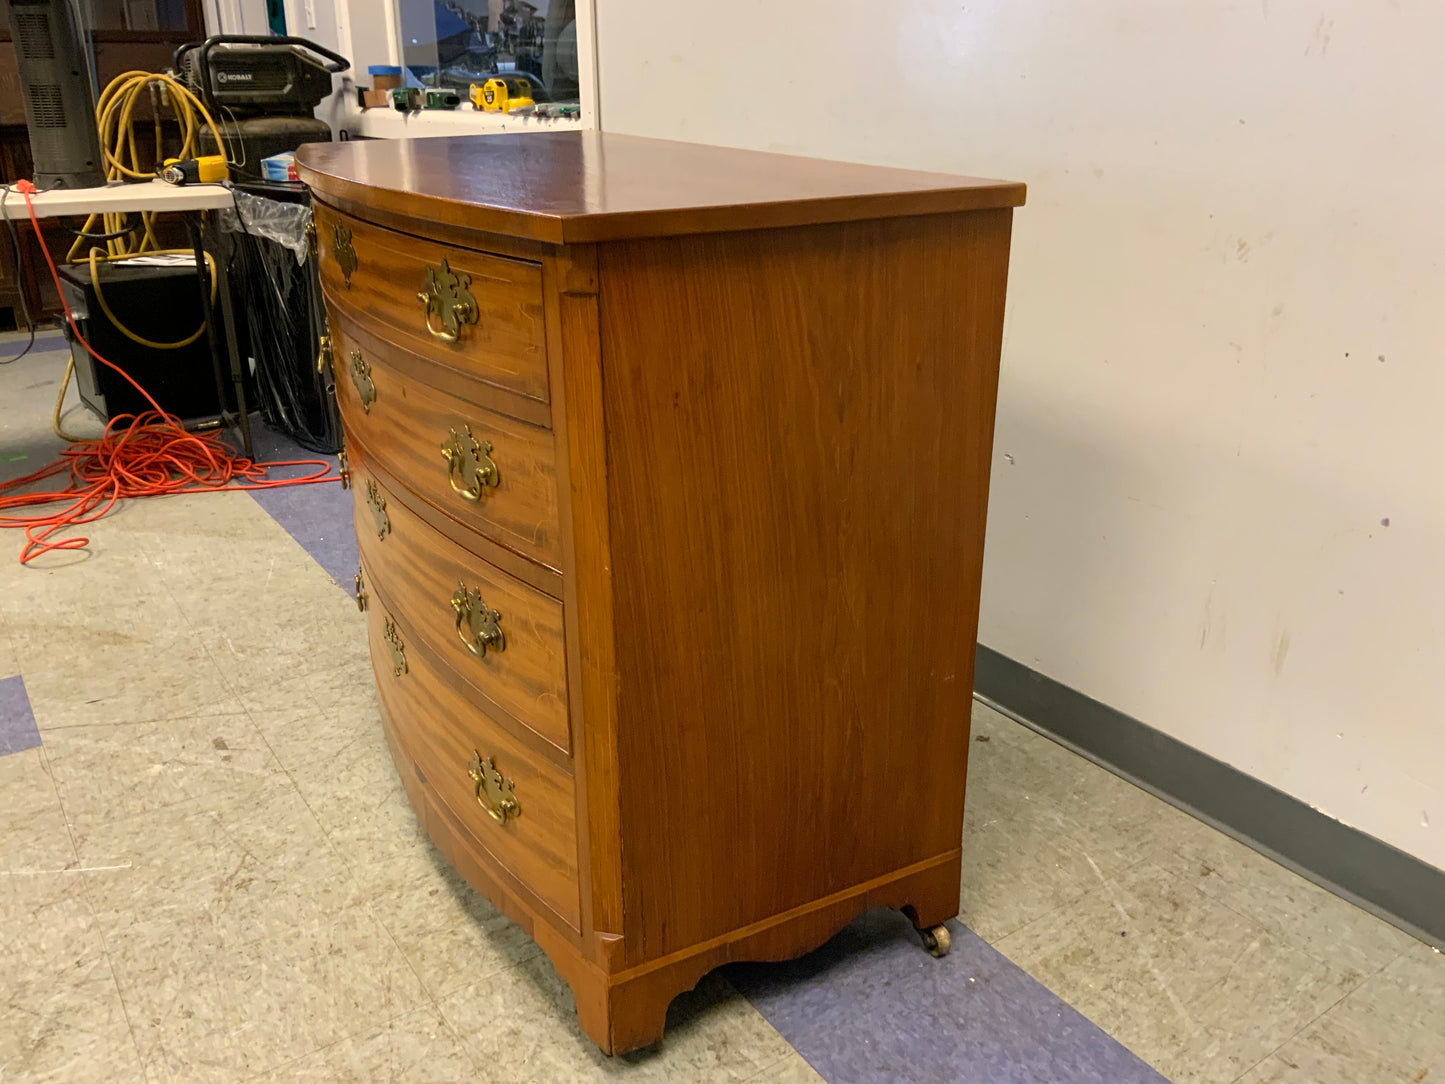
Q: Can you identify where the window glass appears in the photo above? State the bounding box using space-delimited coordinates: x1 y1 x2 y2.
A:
398 0 579 102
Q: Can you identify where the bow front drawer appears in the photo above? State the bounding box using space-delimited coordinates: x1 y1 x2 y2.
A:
364 596 580 930
333 325 563 572
317 203 549 406
350 459 570 755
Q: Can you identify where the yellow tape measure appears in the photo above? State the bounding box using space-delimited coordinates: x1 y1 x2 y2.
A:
160 155 229 185
470 76 534 113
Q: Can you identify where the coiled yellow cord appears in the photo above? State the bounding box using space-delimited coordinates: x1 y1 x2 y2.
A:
53 70 233 437
69 71 229 265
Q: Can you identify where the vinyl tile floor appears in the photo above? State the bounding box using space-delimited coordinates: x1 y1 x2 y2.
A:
1 335 1442 1083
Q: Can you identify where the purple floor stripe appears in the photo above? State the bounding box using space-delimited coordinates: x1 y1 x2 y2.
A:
244 424 357 591
729 909 1168 1084
0 674 41 756
0 332 65 359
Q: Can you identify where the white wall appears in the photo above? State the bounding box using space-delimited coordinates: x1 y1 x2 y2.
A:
596 1 1445 869
203 0 270 35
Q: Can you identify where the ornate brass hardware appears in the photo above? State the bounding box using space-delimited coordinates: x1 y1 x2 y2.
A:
354 567 367 612
440 425 499 502
337 448 351 490
365 478 391 540
383 617 407 675
467 751 520 823
451 582 505 659
333 222 357 287
417 258 478 342
316 333 333 375
349 349 376 413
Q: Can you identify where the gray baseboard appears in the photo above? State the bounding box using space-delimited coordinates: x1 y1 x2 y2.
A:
973 645 1445 952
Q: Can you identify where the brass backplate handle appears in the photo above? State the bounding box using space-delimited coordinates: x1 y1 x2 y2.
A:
383 617 407 676
468 751 520 823
440 425 499 502
349 349 376 413
417 258 479 342
451 581 505 659
354 567 367 612
333 222 357 288
365 478 391 540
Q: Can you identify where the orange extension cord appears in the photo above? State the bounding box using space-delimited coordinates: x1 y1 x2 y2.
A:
0 180 339 565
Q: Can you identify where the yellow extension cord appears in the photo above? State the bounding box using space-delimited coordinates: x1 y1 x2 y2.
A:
54 70 232 440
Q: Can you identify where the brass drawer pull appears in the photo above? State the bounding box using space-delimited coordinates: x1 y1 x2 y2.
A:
383 617 407 675
451 582 505 658
468 751 520 823
365 478 391 540
333 222 357 288
349 349 376 413
355 566 367 612
440 425 499 501
417 258 478 342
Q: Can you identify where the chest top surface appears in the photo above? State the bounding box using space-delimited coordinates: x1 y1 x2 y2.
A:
295 131 1025 245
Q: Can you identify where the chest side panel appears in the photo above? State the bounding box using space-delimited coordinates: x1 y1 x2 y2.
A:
598 210 1014 964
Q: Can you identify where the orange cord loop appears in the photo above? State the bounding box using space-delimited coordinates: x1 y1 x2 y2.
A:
0 185 338 565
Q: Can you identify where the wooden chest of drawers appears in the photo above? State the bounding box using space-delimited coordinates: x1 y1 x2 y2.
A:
298 131 1024 1054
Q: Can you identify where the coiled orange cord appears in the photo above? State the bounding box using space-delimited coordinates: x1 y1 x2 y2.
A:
0 180 339 565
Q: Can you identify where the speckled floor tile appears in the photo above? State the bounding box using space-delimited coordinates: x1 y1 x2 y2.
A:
246 697 386 778
254 703 430 864
0 1011 148 1084
1153 817 1416 980
440 959 796 1083
960 704 1191 942
15 626 244 732
250 1007 478 1083
1239 942 1445 1084
112 489 296 546
0 871 146 1082
742 1053 826 1082
200 602 370 718
3 575 186 649
996 858 1370 1084
0 746 77 873
354 840 542 1002
43 713 282 832
0 517 157 602
0 629 19 678
76 776 362 949
111 903 428 1084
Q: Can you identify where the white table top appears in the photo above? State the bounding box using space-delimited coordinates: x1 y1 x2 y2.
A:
0 179 234 219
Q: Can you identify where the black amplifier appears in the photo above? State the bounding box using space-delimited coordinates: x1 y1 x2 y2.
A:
57 257 252 425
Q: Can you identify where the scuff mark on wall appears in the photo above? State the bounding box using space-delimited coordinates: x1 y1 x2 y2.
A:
1272 629 1292 676
1199 581 1226 652
1305 15 1334 55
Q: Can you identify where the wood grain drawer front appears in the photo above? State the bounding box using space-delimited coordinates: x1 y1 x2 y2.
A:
351 465 570 753
365 599 581 929
334 328 563 571
317 203 549 404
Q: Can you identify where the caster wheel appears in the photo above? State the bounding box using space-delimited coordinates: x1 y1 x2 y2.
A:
920 924 952 958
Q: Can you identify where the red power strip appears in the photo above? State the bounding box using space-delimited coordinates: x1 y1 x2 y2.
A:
0 179 339 565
